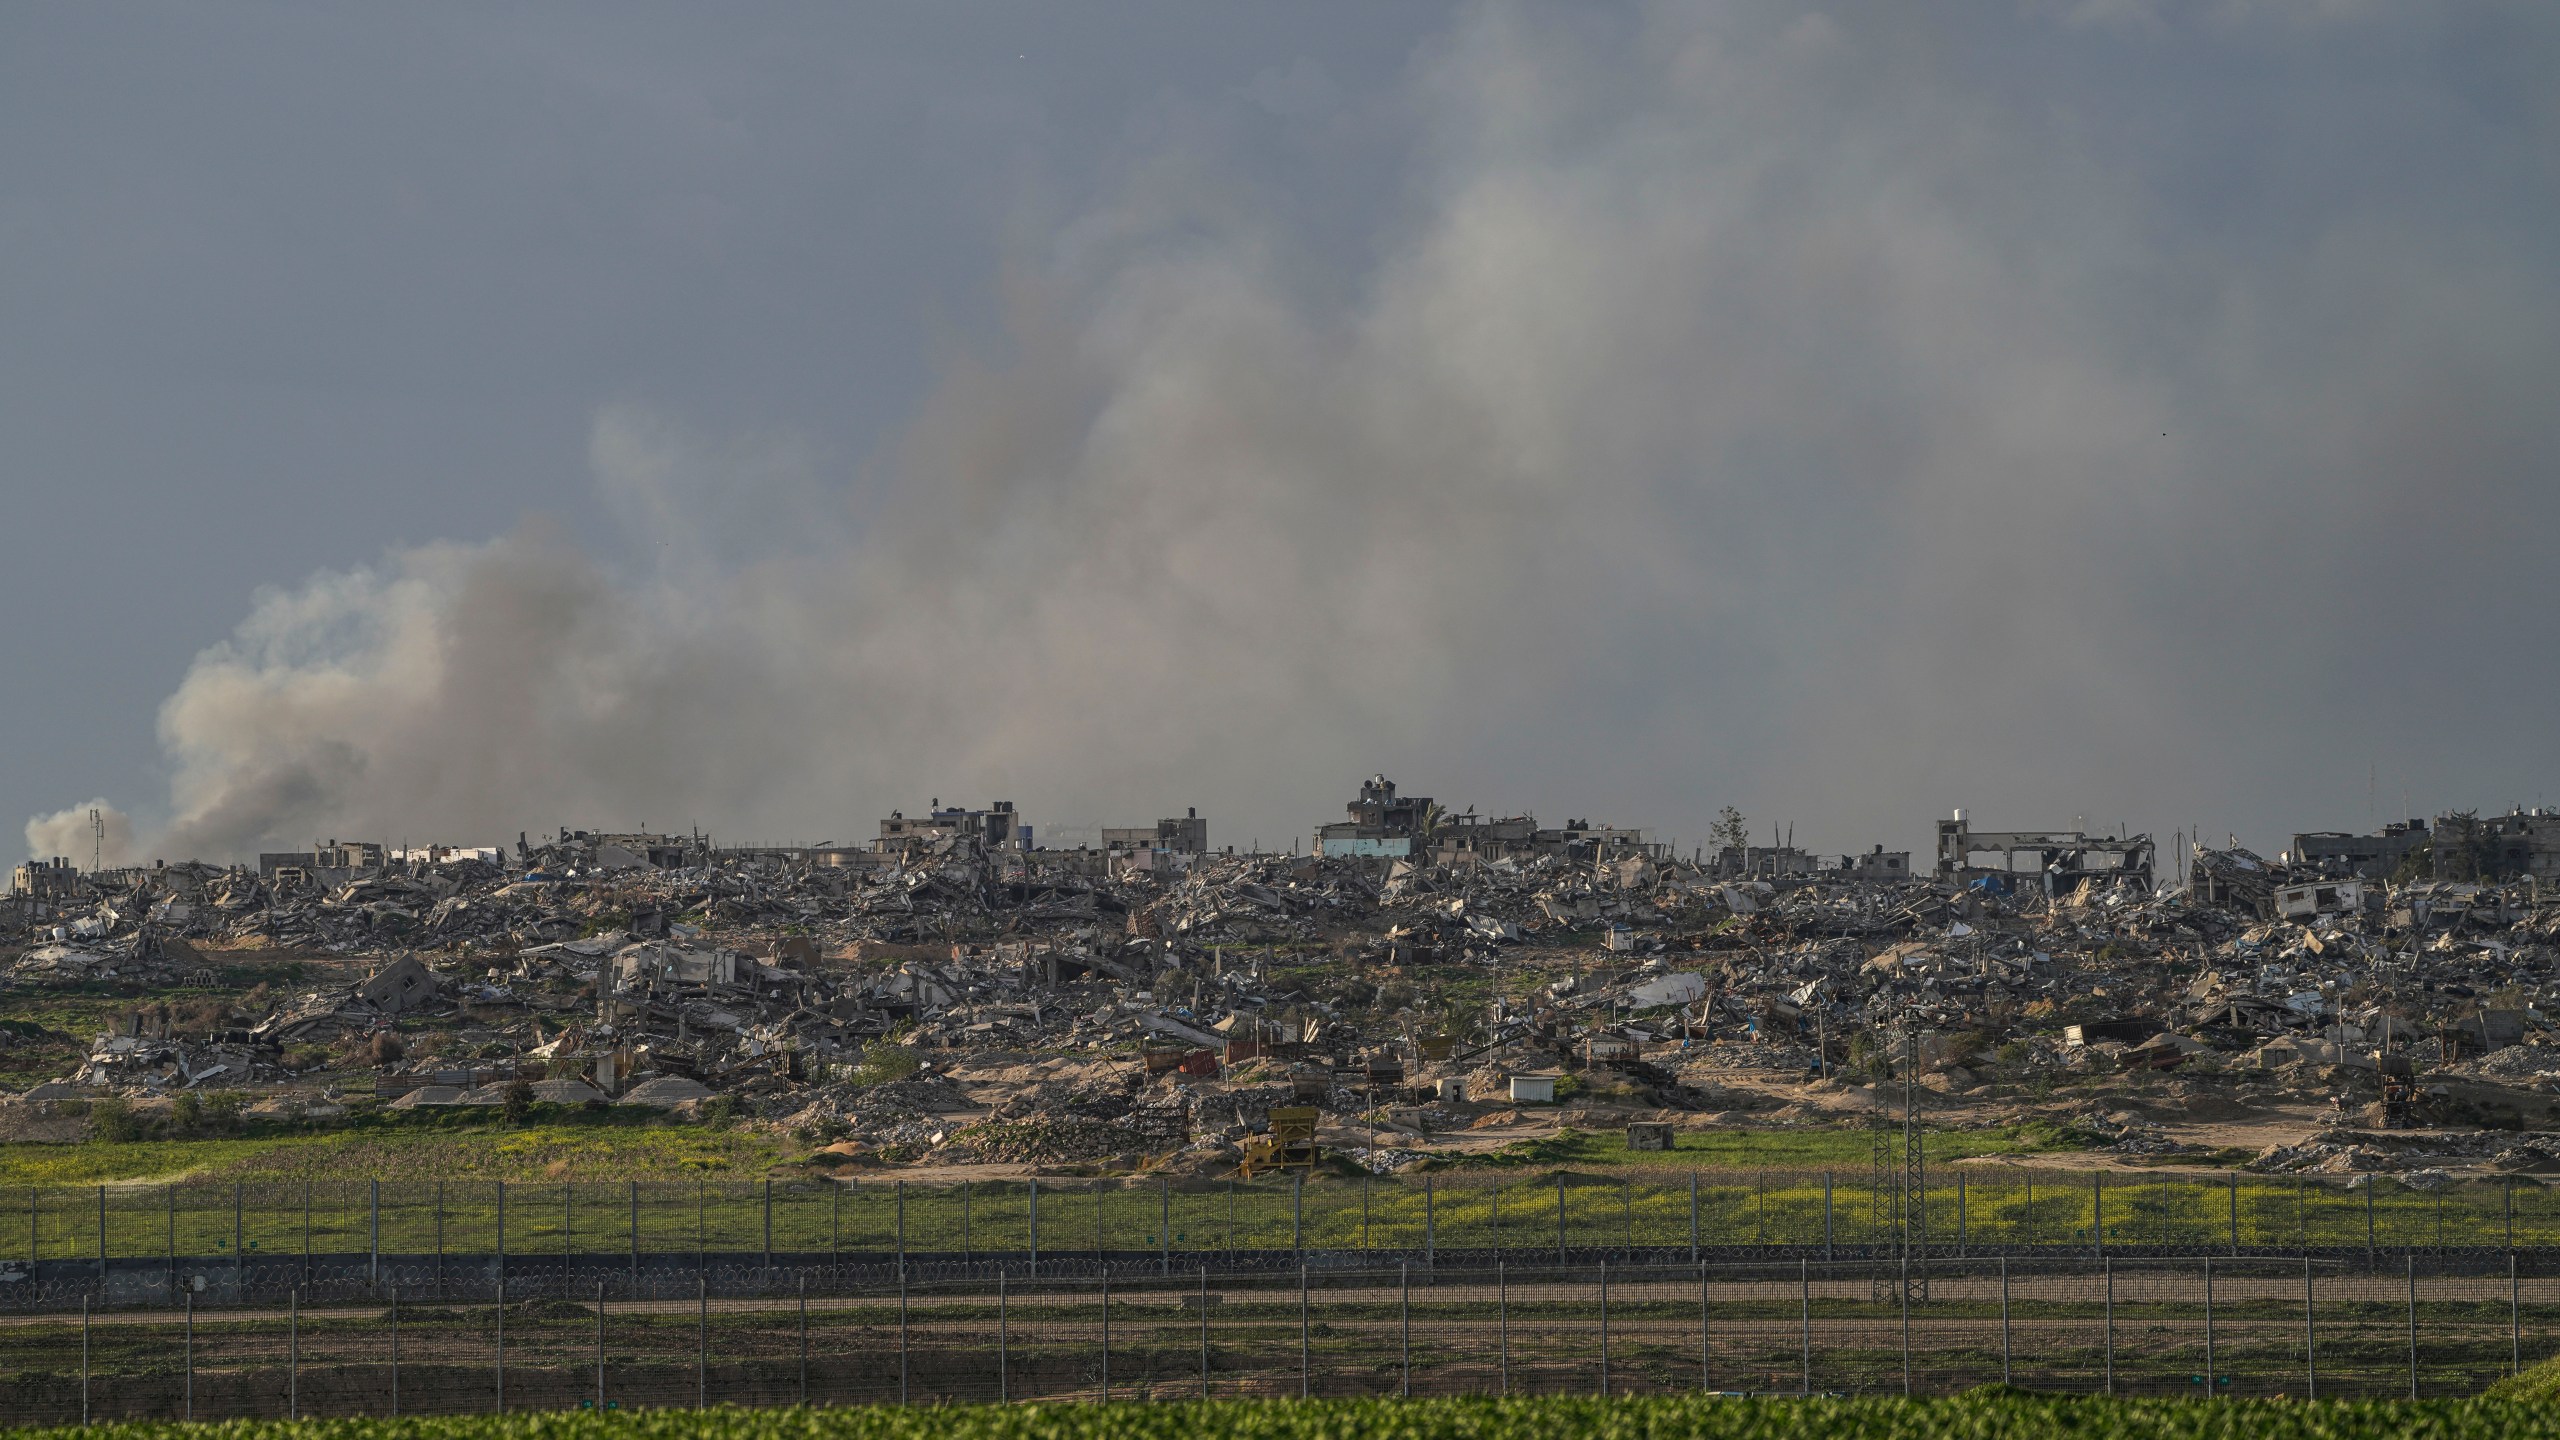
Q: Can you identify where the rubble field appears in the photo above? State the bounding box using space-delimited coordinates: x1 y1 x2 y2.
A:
9 824 2560 1187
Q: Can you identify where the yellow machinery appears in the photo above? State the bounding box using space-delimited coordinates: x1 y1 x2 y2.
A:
1240 1105 1322 1176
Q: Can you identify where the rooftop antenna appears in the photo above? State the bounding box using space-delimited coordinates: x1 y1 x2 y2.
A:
89 808 103 873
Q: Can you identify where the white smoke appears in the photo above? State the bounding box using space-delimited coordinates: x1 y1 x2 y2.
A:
34 2 2560 862
24 800 134 871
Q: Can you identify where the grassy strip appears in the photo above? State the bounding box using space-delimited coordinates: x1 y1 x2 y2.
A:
12 1392 2560 1440
0 1108 786 1187
0 1158 2550 1259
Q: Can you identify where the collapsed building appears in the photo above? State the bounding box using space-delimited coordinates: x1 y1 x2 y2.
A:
8 780 2560 1180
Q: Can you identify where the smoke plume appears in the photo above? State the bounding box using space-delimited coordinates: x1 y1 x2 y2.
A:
24 801 134 872
35 2 2560 862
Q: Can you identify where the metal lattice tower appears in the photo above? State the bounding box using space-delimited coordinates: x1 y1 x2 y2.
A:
1868 1110 1895 1244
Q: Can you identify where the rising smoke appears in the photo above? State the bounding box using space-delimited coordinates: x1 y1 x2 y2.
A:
31 2 2560 864
25 801 134 872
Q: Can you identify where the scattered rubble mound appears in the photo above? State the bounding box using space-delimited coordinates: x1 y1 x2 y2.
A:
9 811 2560 1180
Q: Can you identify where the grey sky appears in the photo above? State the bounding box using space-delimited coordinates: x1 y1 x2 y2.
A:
5 2 2556 866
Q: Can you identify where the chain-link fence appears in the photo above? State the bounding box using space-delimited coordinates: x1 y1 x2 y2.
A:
0 1256 2550 1423
6 1171 2556 1312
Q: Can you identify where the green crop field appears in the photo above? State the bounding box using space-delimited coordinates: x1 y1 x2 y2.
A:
6 1393 2560 1440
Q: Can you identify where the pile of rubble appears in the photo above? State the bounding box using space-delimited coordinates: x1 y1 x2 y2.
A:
9 809 2560 1177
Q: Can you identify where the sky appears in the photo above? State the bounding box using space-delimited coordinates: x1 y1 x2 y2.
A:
5 1 2557 869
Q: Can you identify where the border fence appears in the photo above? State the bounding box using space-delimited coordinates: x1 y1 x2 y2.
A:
6 1168 2558 1310
0 1255 2551 1424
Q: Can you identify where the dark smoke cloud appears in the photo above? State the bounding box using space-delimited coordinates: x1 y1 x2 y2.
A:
34 0 2560 864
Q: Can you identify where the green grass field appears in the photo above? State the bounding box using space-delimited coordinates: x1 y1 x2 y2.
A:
0 1108 788 1188
7 1393 2560 1440
0 1146 2550 1263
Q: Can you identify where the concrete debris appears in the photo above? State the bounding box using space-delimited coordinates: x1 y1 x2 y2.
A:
11 794 2560 1177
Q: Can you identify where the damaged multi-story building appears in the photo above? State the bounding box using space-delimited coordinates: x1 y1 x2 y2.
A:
2288 819 2432 879
1934 809 2155 892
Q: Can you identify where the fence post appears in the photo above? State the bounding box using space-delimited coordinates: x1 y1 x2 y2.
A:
899 1262 911 1405
1999 1255 2010 1386
1029 1178 1039 1278
2508 1176 2517 1252
1957 1174 1967 1256
1825 1172 1834 1260
1424 1176 1435 1270
300 1181 310 1286
764 1180 775 1285
495 1275 505 1414
370 1179 380 1288
630 1182 640 1285
2203 1258 2214 1397
2303 1256 2317 1400
1199 1263 1211 1398
1498 1259 1510 1396
2230 1173 2240 1255
1599 1256 1611 1397
1799 1258 1811 1398
1100 1273 1110 1399
1626 1180 1636 1256
564 1183 574 1285
2102 1257 2114 1396
998 1271 1009 1403
1162 1178 1172 1277
1299 1263 1311 1398
233 1182 243 1290
2513 1250 2523 1377
496 1181 506 1295
97 1184 107 1281
435 1183 445 1297
2093 1171 2103 1259
695 1275 708 1408
2407 1254 2420 1399
1699 1260 1711 1391
167 1182 176 1297
289 1287 299 1420
2367 1182 2377 1265
390 1286 400 1417
1097 1177 1106 1265
80 1295 89 1425
1689 1173 1700 1262
1293 1174 1304 1261
599 1279 609 1412
1557 1173 1567 1264
1901 1254 1913 1396
1400 1261 1411 1398
894 1181 905 1281
184 1288 195 1421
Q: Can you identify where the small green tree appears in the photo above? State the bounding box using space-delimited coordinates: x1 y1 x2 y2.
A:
1710 805 1751 856
91 1096 144 1143
501 1077 534 1124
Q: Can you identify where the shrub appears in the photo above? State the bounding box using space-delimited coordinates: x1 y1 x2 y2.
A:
90 1096 145 1142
